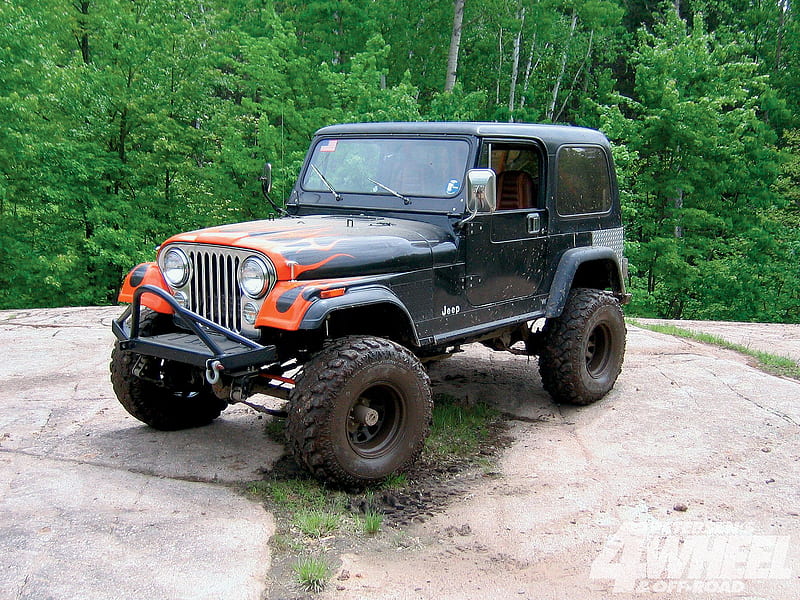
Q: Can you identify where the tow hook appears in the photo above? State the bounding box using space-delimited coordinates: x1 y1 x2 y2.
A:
205 360 224 385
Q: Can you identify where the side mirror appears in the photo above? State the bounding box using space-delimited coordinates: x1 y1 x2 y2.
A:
467 169 496 213
260 162 273 195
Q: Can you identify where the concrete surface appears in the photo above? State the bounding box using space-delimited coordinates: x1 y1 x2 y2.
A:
639 318 800 365
1 308 799 600
322 324 800 600
0 307 280 600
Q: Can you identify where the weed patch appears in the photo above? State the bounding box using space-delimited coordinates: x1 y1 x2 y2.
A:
424 393 499 461
293 555 331 593
294 510 341 538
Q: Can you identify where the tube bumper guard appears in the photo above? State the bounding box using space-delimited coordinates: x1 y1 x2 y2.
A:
112 285 278 375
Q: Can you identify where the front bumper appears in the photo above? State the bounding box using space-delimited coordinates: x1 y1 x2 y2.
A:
112 285 278 374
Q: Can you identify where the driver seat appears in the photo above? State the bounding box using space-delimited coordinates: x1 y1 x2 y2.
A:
496 170 535 210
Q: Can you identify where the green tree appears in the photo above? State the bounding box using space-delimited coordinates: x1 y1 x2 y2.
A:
600 10 785 319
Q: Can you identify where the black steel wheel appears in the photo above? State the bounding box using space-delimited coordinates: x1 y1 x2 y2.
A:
286 336 432 487
538 288 626 405
110 309 227 430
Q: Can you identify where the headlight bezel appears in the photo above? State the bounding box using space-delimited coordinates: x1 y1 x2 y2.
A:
161 247 191 288
239 255 275 299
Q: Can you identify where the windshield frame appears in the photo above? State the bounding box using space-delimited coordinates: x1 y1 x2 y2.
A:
294 134 477 215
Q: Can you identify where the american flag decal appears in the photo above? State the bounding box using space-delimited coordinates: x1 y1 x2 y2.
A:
319 139 338 152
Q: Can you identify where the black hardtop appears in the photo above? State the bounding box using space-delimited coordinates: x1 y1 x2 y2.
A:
314 122 611 154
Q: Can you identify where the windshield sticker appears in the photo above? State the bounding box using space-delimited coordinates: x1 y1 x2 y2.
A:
319 139 338 153
446 179 461 195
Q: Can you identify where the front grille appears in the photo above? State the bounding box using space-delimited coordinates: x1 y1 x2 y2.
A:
184 246 244 333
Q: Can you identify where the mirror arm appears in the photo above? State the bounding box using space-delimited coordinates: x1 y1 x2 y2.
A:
260 162 288 216
454 201 479 230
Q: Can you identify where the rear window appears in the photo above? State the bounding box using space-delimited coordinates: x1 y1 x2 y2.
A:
556 146 612 215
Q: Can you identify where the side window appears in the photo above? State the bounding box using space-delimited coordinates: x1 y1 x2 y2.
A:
478 142 541 211
556 146 612 215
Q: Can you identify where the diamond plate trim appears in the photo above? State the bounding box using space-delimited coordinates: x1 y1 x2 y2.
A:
592 227 625 261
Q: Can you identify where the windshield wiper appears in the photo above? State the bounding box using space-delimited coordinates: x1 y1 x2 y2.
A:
310 163 343 202
368 177 411 205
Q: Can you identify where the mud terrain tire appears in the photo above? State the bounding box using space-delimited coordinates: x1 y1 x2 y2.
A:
286 336 433 487
538 288 626 405
110 310 227 430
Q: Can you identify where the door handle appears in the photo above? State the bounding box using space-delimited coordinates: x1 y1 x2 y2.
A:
527 213 541 234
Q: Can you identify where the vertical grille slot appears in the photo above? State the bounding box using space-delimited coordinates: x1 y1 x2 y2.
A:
185 247 243 333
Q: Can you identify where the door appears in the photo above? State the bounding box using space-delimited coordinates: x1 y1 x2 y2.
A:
465 141 547 307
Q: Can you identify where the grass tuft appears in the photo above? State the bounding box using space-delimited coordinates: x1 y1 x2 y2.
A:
629 319 800 380
355 509 383 535
293 555 331 593
294 510 341 538
380 472 408 490
247 478 344 514
424 393 499 459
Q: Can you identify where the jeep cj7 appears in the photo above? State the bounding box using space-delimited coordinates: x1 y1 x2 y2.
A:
112 122 630 486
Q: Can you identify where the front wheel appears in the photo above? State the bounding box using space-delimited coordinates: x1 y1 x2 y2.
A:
538 288 626 405
110 310 227 430
286 336 433 487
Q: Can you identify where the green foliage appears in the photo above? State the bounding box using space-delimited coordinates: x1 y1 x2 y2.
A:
293 510 341 538
598 10 795 321
425 393 499 460
292 555 331 593
248 478 341 514
354 509 383 535
0 0 798 320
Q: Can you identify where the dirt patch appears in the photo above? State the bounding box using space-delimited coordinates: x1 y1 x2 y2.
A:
255 390 512 598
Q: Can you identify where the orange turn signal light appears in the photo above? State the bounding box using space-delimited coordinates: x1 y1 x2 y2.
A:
319 288 346 299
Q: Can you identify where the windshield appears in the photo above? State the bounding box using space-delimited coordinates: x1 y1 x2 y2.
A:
302 137 470 199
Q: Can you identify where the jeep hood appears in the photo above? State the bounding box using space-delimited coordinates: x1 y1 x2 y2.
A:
162 215 455 280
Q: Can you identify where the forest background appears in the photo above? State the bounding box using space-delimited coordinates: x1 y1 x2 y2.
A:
1 0 798 321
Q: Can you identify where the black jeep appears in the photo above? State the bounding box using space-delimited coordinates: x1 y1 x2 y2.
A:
111 122 629 486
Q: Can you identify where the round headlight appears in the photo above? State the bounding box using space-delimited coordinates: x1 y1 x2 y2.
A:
239 256 274 298
162 248 190 287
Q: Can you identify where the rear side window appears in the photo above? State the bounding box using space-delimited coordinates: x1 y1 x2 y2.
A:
556 146 612 215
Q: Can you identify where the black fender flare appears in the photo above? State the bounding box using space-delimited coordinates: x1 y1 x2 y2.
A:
545 247 626 318
299 285 420 345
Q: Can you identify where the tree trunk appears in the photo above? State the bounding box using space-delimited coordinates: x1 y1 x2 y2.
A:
554 28 593 122
508 7 525 122
444 0 465 92
775 2 786 72
496 27 503 105
520 36 547 112
546 11 577 122
75 1 91 65
674 188 684 238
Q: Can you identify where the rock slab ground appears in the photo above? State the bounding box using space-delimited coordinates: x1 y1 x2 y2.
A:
1 307 798 599
0 307 279 600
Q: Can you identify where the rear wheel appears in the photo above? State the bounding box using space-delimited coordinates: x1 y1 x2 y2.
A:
110 310 227 430
286 336 432 487
538 288 626 405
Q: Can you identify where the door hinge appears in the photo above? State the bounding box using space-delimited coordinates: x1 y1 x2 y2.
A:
462 274 482 289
